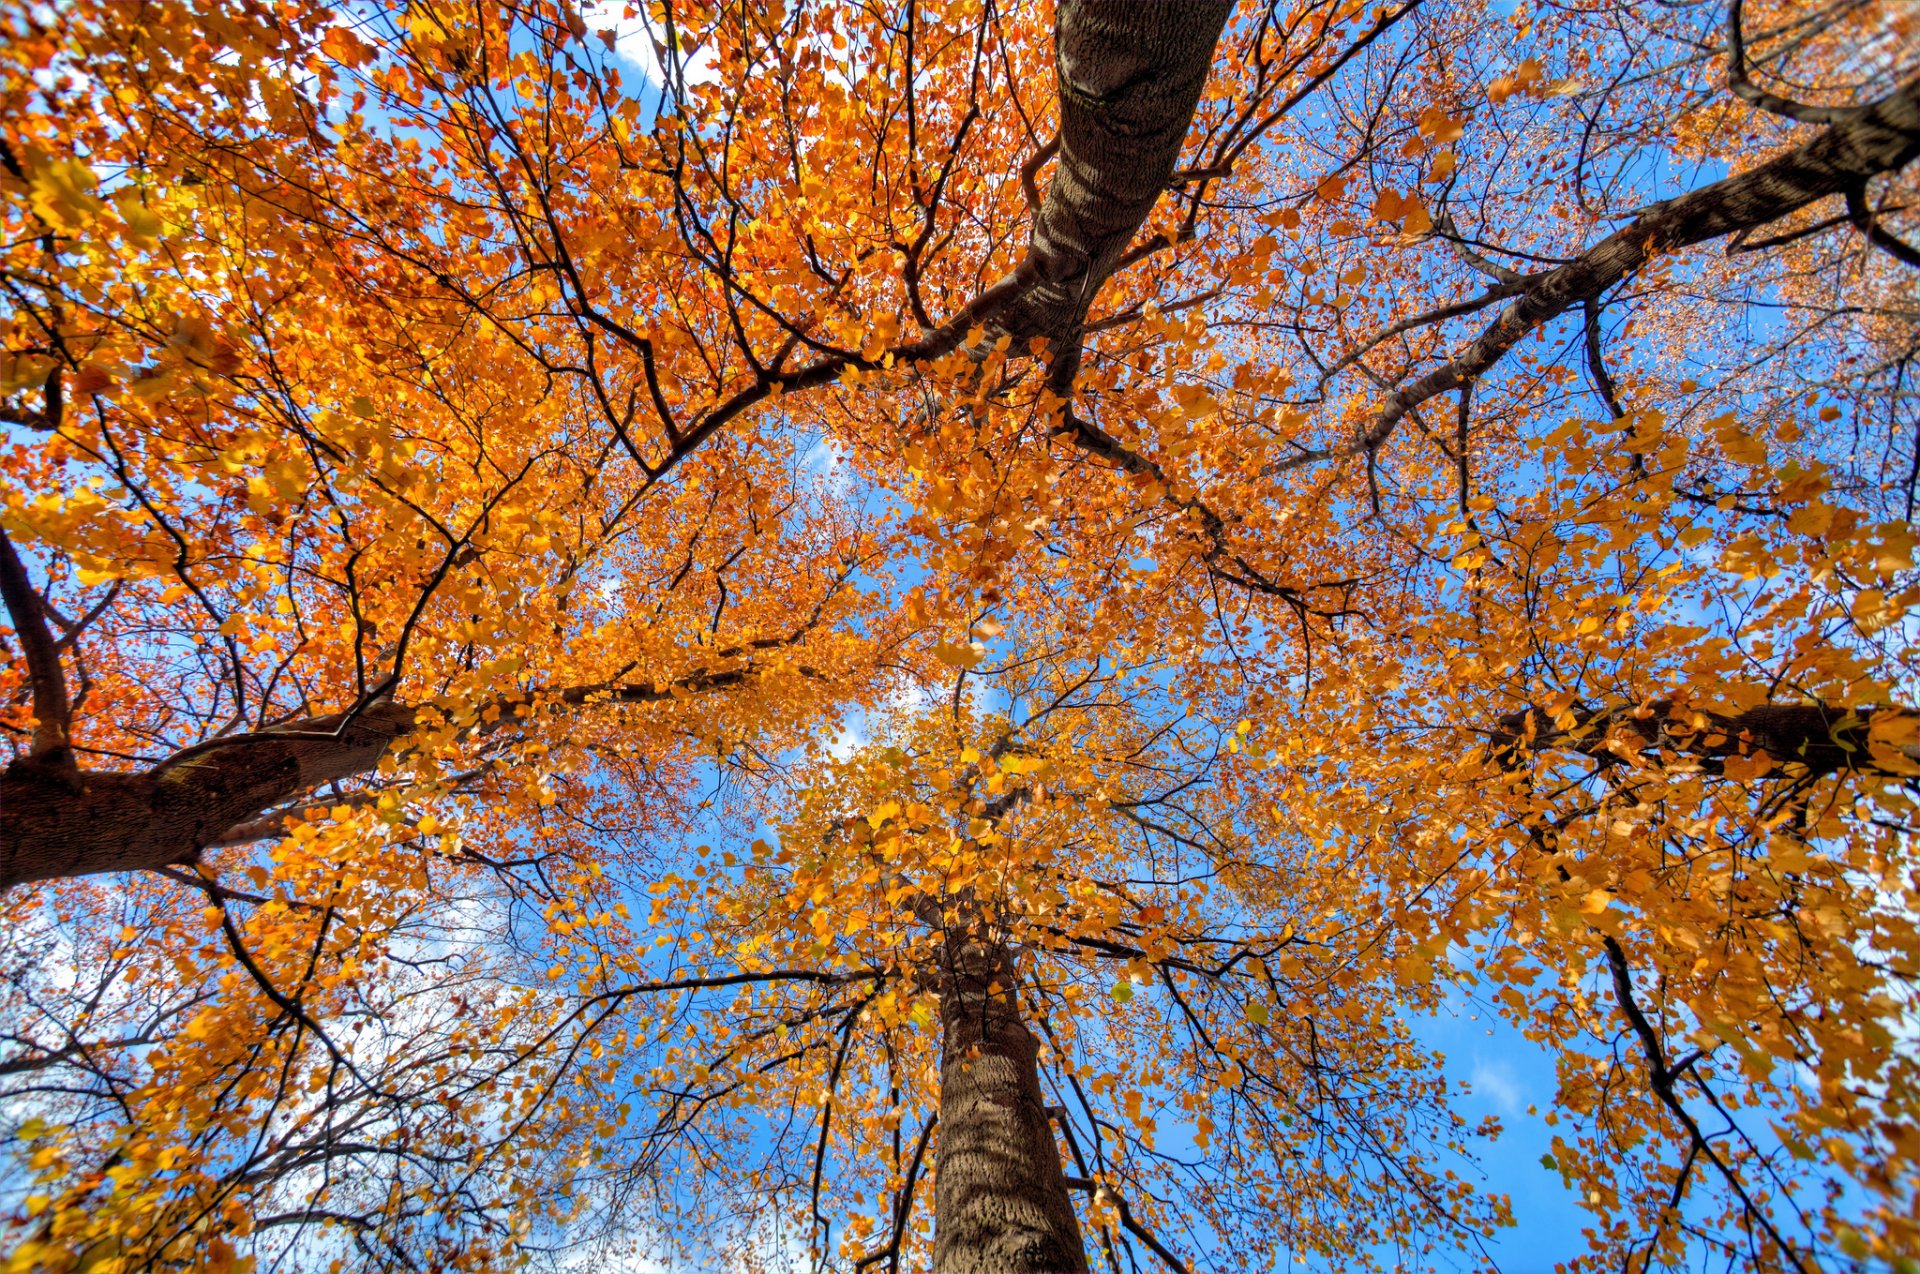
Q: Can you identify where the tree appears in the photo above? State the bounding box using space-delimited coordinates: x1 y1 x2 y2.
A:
2 0 1917 1270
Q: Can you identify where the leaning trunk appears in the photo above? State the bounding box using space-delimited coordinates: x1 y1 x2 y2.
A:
994 0 1234 360
0 702 414 888
0 666 756 889
1490 698 1920 777
932 931 1088 1274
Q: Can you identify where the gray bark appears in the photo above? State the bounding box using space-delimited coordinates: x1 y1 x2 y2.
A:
994 0 1234 370
932 932 1088 1274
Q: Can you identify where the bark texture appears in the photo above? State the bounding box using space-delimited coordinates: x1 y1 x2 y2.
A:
994 0 1233 363
0 529 73 769
1491 699 1919 777
932 932 1088 1274
0 702 414 889
1 3 1237 891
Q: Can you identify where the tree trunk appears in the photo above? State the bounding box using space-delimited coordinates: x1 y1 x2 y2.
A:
0 3 1239 892
0 665 755 889
994 0 1234 364
0 702 415 889
932 930 1088 1274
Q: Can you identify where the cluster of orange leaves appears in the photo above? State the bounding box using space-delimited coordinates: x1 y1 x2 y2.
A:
2 0 1918 1270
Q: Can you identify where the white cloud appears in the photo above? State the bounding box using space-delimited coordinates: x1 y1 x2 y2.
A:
800 435 853 499
1469 1057 1528 1118
828 671 942 759
827 707 870 760
585 2 719 91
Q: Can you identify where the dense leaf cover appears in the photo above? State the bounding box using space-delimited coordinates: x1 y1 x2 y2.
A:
2 0 1917 1270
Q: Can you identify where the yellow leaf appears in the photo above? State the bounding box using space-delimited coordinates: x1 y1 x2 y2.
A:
933 640 984 669
28 157 106 231
1716 419 1768 467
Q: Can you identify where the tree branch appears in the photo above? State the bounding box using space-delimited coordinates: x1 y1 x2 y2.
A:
0 526 75 773
1489 699 1918 778
1725 0 1849 126
0 645 823 889
1306 72 1920 473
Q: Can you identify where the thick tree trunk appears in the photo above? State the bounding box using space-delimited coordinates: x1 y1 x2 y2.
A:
0 665 758 889
0 702 415 889
994 0 1234 363
932 931 1088 1274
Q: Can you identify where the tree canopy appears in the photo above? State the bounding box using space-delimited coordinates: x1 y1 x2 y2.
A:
2 0 1918 1271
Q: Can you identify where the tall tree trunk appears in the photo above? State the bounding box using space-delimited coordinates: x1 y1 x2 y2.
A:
995 0 1235 365
932 930 1088 1274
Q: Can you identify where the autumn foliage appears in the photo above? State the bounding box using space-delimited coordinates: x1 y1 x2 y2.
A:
2 0 1918 1270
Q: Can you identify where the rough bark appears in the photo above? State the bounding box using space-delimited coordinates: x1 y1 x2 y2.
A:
932 931 1088 1274
993 0 1234 367
1490 699 1919 778
0 702 415 889
0 527 75 771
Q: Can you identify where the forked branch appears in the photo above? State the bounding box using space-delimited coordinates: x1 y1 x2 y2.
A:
1304 71 1920 473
